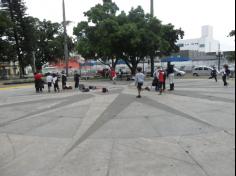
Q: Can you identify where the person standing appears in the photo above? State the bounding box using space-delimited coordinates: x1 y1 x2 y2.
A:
167 62 175 91
135 67 145 98
61 71 67 90
158 67 165 95
34 72 43 93
111 68 117 84
46 73 53 92
222 64 231 86
153 67 160 92
53 74 60 92
74 71 80 89
209 66 218 82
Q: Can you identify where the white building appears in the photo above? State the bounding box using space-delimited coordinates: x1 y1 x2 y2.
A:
177 25 220 53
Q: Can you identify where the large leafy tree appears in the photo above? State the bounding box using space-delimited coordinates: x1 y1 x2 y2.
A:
0 0 28 77
74 0 120 69
74 1 184 75
1 0 73 75
0 11 16 63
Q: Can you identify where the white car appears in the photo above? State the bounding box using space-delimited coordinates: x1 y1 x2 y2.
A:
174 68 186 77
192 66 219 76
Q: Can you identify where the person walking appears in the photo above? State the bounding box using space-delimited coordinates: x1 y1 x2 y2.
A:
135 67 145 98
221 64 231 86
167 62 175 91
74 71 80 89
46 73 53 92
209 66 218 82
61 71 67 90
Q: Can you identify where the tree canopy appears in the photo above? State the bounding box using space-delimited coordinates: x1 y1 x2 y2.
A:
0 0 74 75
74 1 184 74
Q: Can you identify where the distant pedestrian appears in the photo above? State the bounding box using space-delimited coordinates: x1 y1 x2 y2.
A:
53 74 60 92
61 71 67 90
153 67 160 92
46 73 53 92
111 68 117 84
74 71 80 89
221 64 231 86
34 72 43 93
157 67 165 95
167 62 175 91
209 66 218 82
135 67 145 98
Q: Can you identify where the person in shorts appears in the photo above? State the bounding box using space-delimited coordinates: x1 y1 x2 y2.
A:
135 67 145 98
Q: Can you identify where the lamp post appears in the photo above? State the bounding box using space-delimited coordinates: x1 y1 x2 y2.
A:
62 0 69 76
150 0 154 16
216 51 223 72
150 0 155 76
216 44 223 71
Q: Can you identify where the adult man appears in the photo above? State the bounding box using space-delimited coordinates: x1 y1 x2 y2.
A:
61 71 67 90
74 71 80 89
167 62 175 91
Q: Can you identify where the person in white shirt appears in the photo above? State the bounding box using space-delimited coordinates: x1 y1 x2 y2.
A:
135 67 145 98
46 73 53 93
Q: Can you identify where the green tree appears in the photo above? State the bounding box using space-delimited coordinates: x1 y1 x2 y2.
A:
74 0 120 69
74 1 184 75
0 11 16 62
1 0 28 77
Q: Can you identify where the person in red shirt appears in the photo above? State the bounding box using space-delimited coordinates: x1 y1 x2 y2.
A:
158 67 165 95
34 72 44 93
110 68 117 84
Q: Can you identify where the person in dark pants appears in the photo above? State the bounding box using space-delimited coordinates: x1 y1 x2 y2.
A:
222 64 231 86
53 74 60 92
34 72 43 93
74 71 80 89
61 71 67 90
153 67 160 92
167 62 175 91
209 66 218 82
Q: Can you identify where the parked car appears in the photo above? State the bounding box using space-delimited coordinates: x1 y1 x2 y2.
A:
174 68 186 77
192 66 219 76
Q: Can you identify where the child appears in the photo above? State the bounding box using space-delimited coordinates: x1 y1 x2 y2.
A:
46 73 53 92
135 67 145 98
158 67 165 95
111 68 117 84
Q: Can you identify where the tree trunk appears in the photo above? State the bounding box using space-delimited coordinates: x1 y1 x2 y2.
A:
150 56 154 77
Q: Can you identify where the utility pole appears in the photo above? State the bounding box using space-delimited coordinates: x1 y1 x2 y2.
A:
62 0 69 76
150 0 154 16
150 0 155 77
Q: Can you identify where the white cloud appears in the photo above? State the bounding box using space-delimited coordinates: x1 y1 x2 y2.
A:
25 0 235 51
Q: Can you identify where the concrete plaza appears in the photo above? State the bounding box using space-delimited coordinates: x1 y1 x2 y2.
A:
0 79 235 176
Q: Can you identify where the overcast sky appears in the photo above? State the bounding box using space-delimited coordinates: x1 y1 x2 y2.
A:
24 0 235 51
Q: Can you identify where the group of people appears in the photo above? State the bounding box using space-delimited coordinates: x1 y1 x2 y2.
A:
209 64 231 86
34 71 80 93
135 62 176 98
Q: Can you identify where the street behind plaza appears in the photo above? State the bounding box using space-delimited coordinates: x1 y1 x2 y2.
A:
0 79 235 176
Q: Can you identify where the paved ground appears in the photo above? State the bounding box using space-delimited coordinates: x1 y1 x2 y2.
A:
0 79 235 176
